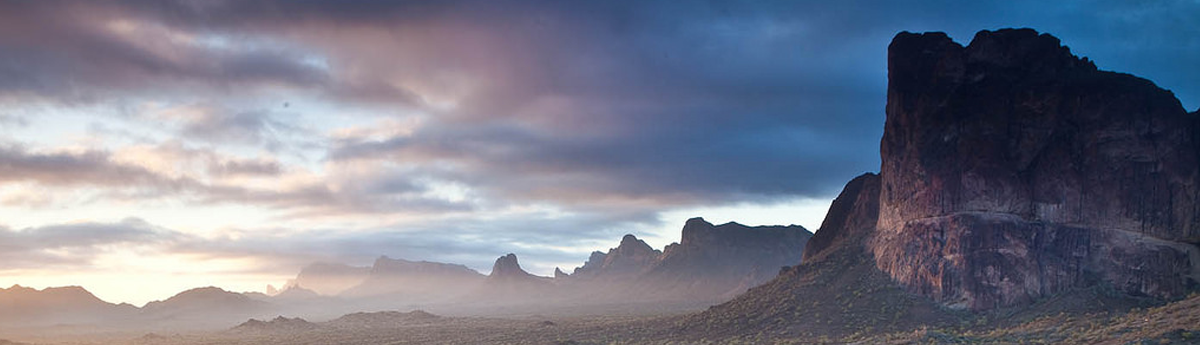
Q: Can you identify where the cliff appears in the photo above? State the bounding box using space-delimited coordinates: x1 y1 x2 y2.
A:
874 28 1200 310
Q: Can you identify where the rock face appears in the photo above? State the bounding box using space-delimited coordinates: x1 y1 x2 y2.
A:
489 253 531 279
686 174 962 339
802 173 882 263
874 28 1200 310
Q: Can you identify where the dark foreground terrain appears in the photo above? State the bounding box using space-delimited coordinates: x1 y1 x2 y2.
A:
2 293 1198 345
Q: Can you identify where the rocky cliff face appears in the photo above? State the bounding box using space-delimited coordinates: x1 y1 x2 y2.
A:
802 173 881 263
874 28 1200 310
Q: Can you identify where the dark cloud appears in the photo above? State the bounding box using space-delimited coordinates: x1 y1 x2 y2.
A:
0 1 328 102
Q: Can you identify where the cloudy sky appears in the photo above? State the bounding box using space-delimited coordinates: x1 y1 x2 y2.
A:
0 0 1197 305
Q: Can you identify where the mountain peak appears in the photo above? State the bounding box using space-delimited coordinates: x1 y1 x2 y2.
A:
490 253 529 278
684 217 712 227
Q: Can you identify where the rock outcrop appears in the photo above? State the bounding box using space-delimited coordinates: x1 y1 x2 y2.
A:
874 28 1200 310
802 173 882 263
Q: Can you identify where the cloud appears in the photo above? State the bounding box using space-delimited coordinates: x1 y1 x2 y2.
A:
0 145 179 188
152 104 308 150
1 0 1198 285
0 114 28 127
0 2 329 102
6 0 1198 212
0 211 643 277
0 218 180 270
0 143 471 217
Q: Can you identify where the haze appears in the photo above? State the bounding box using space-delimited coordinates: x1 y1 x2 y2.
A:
0 0 1197 307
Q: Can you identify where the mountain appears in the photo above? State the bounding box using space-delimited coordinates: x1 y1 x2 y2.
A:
685 174 961 339
875 28 1200 310
639 218 812 300
339 256 485 301
141 286 273 328
283 262 370 296
569 235 660 280
0 285 136 327
479 253 554 300
552 219 812 304
688 28 1200 340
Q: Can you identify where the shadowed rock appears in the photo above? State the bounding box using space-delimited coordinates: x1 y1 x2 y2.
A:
875 28 1200 310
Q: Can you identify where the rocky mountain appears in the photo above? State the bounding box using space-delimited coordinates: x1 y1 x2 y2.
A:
571 251 608 276
480 253 553 299
686 173 962 339
569 234 661 280
551 218 812 304
875 28 1200 310
690 28 1200 341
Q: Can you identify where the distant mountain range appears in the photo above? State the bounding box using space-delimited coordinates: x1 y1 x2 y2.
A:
0 217 811 331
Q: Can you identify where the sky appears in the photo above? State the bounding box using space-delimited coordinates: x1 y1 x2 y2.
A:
0 0 1197 306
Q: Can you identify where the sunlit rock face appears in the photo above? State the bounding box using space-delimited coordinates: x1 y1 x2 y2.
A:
874 28 1200 310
